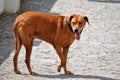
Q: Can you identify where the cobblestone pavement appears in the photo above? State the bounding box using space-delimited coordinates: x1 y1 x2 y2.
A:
0 0 120 80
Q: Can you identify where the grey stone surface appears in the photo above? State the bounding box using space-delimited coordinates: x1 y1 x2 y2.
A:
0 0 120 80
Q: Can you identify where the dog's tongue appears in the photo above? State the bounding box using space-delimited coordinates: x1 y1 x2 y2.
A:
75 32 80 40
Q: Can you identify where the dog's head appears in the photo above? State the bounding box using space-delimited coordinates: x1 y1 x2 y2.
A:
68 14 89 40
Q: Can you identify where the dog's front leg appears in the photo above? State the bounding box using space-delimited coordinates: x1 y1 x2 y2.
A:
53 45 73 75
63 46 73 75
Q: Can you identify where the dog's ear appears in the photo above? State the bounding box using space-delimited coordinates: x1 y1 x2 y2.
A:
84 16 90 25
69 14 75 22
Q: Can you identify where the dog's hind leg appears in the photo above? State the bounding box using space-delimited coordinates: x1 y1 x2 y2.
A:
24 41 36 75
23 35 38 75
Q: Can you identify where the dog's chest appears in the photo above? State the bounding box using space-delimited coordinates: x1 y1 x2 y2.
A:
64 37 75 46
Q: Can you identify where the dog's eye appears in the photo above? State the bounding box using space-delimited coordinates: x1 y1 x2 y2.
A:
72 22 76 25
79 22 82 25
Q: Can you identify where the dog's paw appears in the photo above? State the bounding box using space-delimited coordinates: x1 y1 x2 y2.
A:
30 72 39 75
15 70 21 74
65 71 73 75
57 65 61 72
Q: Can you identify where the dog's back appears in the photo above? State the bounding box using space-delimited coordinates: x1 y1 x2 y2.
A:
14 11 67 43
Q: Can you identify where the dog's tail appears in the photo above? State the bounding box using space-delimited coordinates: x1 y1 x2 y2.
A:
13 20 22 47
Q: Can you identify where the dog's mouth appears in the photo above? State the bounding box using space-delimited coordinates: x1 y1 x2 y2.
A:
74 29 83 40
75 32 80 40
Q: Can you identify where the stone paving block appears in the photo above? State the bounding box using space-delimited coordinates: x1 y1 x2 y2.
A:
0 0 120 80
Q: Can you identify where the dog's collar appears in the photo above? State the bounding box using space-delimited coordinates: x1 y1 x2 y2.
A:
62 21 74 33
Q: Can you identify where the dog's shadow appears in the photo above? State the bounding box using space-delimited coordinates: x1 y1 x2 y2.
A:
88 0 120 3
32 74 116 80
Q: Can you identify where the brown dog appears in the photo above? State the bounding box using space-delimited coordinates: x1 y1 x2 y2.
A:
13 11 89 75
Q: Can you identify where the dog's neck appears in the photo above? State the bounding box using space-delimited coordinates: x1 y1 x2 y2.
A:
61 20 73 33
65 21 74 33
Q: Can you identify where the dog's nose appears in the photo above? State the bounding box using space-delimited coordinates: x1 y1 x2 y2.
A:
74 29 78 33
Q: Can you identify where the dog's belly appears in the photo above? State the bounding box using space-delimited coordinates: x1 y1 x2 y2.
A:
35 34 54 44
34 32 74 47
